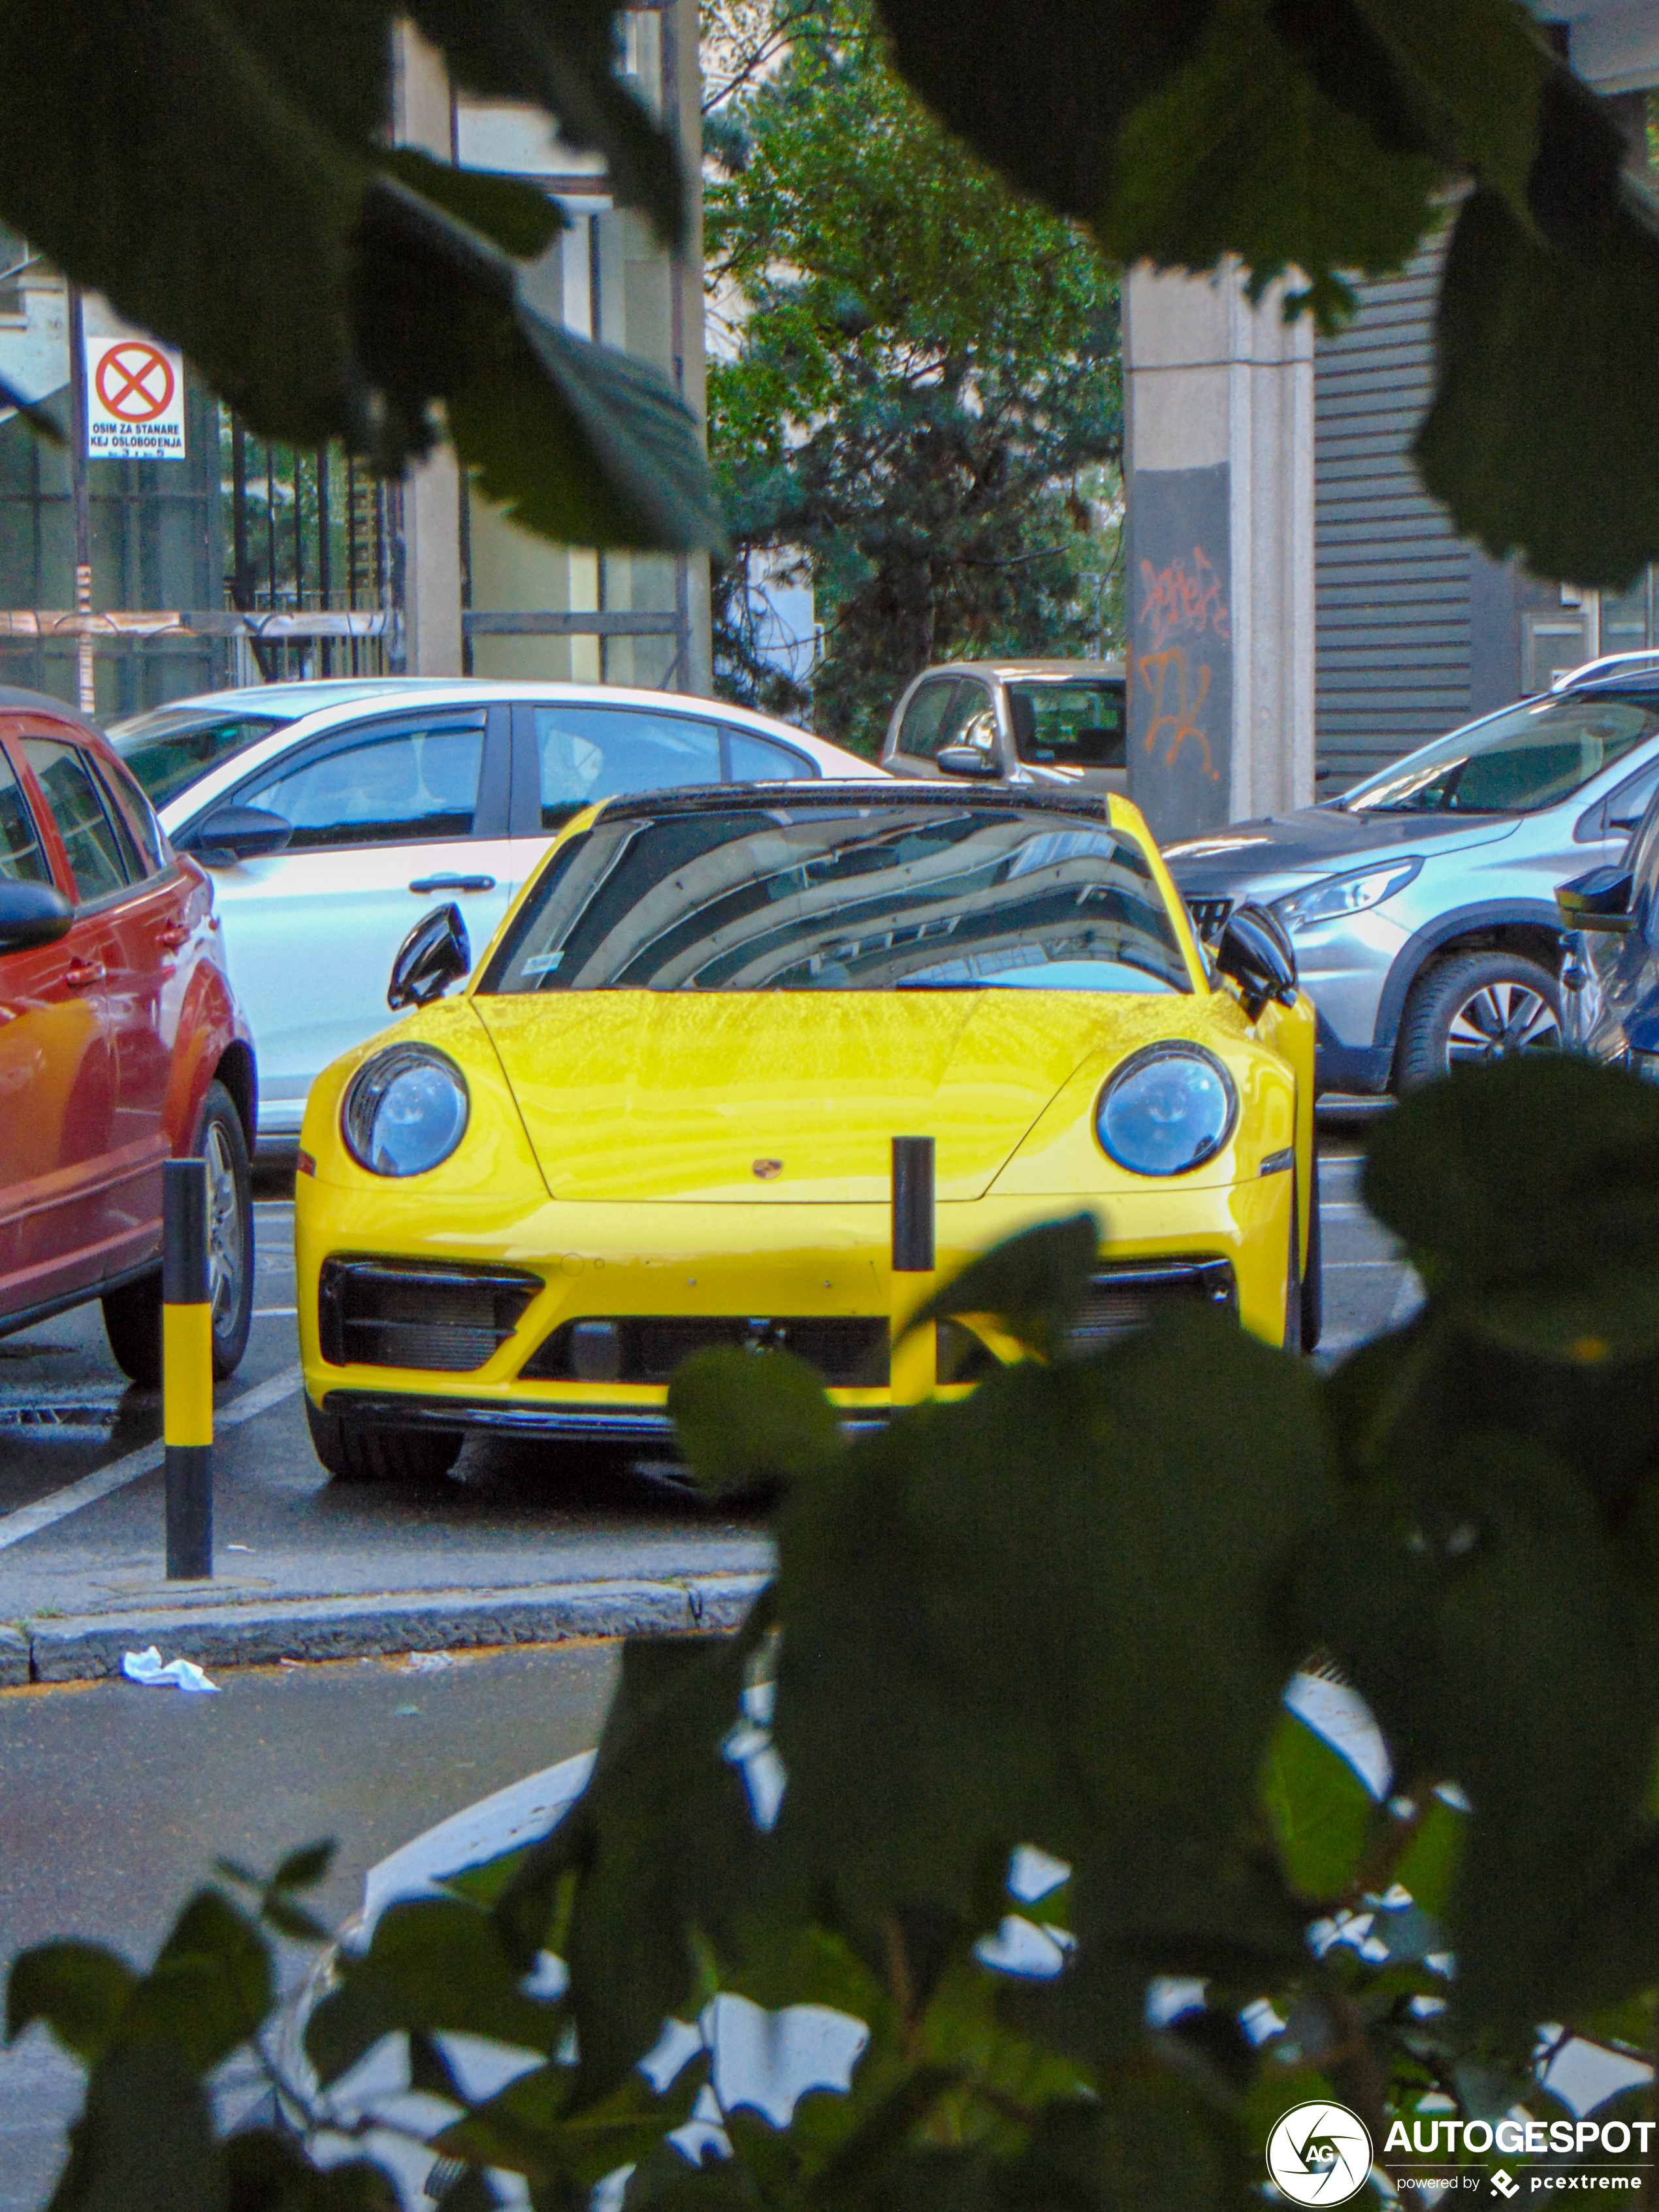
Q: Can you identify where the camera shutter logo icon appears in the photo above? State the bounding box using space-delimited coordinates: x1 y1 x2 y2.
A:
1266 2102 1374 2205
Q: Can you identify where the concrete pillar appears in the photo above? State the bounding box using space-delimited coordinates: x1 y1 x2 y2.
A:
391 24 464 677
1123 261 1314 841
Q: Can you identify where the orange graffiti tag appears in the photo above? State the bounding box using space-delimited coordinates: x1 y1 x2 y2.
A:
1139 648 1219 781
1138 546 1230 652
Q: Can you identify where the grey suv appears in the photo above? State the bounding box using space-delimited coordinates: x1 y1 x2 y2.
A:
1165 669 1659 1094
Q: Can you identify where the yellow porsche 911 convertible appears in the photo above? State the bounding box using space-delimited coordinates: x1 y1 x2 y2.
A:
294 784 1317 1479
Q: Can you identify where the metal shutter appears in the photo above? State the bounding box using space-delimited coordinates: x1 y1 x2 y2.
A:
1314 231 1472 792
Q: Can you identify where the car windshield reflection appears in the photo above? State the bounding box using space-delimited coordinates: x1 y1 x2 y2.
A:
1343 694 1659 816
486 800 1191 995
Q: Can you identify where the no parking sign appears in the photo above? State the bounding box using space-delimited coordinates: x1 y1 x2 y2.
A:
83 331 185 458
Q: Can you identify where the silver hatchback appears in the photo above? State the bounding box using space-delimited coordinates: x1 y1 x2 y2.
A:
1165 671 1659 1094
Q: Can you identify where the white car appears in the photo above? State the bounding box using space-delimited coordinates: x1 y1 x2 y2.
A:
107 681 880 1151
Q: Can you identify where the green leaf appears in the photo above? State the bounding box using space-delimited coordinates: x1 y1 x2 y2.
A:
46 2040 223 2212
1415 102 1659 588
1101 0 1441 327
623 2143 758 2211
117 1892 273 2075
1260 1707 1377 1903
1270 0 1547 213
900 1213 1101 1360
355 177 724 553
765 1298 1332 1951
223 2128 400 2212
1364 1057 1659 1349
494 1633 760 2100
6 1942 137 2064
0 369 67 444
407 0 684 249
874 0 1219 227
306 1897 562 2089
1389 1788 1467 1921
0 0 718 556
1296 1433 1654 2031
378 149 564 260
273 1842 336 1893
433 2054 707 2190
669 1347 842 1496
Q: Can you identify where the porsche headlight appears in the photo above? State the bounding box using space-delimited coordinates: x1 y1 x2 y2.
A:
342 1046 469 1177
1095 1046 1236 1176
1272 857 1421 935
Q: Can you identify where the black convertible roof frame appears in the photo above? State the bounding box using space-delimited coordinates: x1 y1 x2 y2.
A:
590 780 1116 827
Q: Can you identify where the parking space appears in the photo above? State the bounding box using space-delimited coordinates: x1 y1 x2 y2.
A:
0 1122 1416 1639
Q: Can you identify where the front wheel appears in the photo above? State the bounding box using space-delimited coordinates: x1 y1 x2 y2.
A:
1395 951 1561 1088
304 1396 464 1483
103 1081 253 1387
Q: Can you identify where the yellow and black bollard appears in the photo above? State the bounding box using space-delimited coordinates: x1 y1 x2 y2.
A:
889 1134 936 1406
163 1157 214 1580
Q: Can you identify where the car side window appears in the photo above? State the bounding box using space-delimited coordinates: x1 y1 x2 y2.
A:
21 737 133 903
95 754 168 876
895 681 960 760
0 750 52 886
726 728 815 781
238 719 485 852
1007 681 1126 769
532 707 722 829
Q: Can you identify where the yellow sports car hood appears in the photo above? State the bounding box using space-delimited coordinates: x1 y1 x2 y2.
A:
474 988 1185 1203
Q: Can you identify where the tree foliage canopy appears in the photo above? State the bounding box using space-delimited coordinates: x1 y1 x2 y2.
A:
706 0 1122 749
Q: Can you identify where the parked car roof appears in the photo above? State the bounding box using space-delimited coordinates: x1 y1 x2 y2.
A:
912 658 1125 681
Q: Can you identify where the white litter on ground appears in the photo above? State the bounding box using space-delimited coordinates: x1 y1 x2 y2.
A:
121 1646 219 1693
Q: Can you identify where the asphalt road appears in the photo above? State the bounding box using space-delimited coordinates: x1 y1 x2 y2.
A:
0 1641 620 2212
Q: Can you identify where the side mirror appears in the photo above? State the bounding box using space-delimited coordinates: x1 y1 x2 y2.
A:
936 744 1001 780
0 880 73 954
388 903 470 1010
174 804 293 864
1556 865 1634 934
1216 902 1298 1020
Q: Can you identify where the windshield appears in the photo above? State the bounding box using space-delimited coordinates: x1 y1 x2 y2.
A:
487 801 1191 995
1342 694 1659 815
109 707 291 807
1007 681 1125 769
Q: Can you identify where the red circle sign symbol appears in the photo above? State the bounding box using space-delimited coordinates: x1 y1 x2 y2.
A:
94 342 174 424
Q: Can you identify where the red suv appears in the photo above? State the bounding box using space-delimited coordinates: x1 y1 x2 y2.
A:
0 687 256 1383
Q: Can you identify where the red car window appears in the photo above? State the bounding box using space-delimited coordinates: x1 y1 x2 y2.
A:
91 750 167 878
21 736 135 903
0 750 53 885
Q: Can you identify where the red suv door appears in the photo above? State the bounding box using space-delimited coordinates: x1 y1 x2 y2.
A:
18 732 180 1275
0 734 121 1310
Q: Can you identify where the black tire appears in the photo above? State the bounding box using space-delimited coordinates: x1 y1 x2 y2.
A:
1300 1147 1323 1354
103 1080 253 1387
304 1395 464 1483
1395 950 1562 1089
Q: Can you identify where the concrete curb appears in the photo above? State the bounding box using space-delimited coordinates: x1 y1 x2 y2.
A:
20 1572 771 1683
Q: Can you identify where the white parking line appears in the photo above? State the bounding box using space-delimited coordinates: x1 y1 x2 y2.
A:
253 1307 298 1318
0 1364 303 1554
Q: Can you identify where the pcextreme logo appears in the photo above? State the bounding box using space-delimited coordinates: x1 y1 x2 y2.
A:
1266 2101 1376 2205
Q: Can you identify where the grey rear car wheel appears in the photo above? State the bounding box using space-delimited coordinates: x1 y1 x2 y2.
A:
1396 951 1561 1089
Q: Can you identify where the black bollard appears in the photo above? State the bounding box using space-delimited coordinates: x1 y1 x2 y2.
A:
163 1157 214 1580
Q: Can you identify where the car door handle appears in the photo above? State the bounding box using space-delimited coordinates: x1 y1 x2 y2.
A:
63 959 106 989
408 874 496 895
